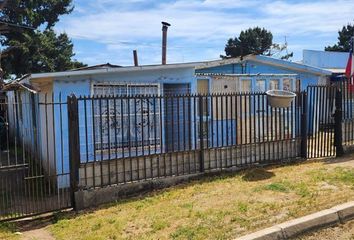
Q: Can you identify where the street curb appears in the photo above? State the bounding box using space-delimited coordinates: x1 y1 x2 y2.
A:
235 201 354 240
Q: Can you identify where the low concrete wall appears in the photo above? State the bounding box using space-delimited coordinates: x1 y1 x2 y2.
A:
75 173 204 210
75 139 301 209
78 139 301 188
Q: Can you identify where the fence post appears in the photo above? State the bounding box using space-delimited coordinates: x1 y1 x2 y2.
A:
198 95 205 172
300 91 308 159
67 94 80 210
334 89 344 157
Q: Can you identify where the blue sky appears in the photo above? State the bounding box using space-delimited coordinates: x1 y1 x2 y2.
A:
55 0 354 66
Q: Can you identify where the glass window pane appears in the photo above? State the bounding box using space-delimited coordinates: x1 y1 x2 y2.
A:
283 78 292 91
241 79 251 92
256 80 266 92
269 79 279 90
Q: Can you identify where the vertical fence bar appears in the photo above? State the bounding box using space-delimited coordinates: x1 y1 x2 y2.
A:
334 89 344 157
67 94 80 210
301 92 308 158
198 95 204 172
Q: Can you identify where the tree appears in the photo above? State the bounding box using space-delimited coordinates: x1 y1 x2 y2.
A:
2 29 85 75
325 23 354 52
222 27 273 58
221 27 293 60
0 0 86 77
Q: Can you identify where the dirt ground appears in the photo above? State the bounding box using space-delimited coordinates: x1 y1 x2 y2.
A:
323 152 354 168
296 219 354 240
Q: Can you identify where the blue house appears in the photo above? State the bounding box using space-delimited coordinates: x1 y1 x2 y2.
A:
3 55 334 188
193 55 332 145
5 62 201 187
195 54 331 93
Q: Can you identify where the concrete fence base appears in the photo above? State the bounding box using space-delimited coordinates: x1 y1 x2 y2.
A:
78 140 301 188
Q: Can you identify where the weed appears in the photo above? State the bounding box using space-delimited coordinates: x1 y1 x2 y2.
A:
263 182 290 192
237 202 249 213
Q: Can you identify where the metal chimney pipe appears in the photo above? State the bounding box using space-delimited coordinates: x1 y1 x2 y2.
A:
0 68 4 89
133 50 139 66
161 21 170 65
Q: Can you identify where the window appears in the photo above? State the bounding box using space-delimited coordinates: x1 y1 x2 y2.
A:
296 79 301 92
255 79 266 92
197 79 209 117
92 84 160 152
269 79 279 90
197 79 209 94
283 78 292 91
241 79 252 92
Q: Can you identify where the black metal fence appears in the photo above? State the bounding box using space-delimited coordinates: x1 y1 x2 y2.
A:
1 83 353 221
0 93 71 221
306 85 337 158
339 79 354 147
69 92 304 189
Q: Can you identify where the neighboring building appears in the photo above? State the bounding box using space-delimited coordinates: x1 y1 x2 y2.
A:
303 49 348 76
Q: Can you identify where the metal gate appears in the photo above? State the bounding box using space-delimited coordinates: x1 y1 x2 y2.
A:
306 85 337 158
0 93 72 221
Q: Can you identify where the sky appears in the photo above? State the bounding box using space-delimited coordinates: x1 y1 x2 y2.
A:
55 0 354 66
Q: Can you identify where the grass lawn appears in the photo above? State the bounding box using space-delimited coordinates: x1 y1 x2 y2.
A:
2 157 354 240
0 222 18 240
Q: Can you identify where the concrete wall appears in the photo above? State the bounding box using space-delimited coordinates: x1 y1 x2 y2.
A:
78 139 301 189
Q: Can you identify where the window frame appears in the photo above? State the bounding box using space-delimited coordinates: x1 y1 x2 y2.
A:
91 83 161 154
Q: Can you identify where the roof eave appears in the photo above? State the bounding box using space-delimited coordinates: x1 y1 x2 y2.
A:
29 62 203 80
252 55 332 76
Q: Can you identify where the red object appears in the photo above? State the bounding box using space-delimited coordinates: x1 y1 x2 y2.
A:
345 53 352 79
345 52 354 92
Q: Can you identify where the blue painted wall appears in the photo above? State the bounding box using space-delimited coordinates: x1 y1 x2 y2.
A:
196 60 324 91
303 50 348 69
49 67 197 187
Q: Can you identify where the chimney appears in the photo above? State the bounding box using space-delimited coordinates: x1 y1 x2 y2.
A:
133 50 139 66
161 21 170 65
0 68 4 89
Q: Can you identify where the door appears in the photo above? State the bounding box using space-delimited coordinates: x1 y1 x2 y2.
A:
163 84 191 152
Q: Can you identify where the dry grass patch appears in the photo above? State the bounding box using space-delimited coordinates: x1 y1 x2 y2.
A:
47 160 354 240
48 160 354 240
2 158 354 240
